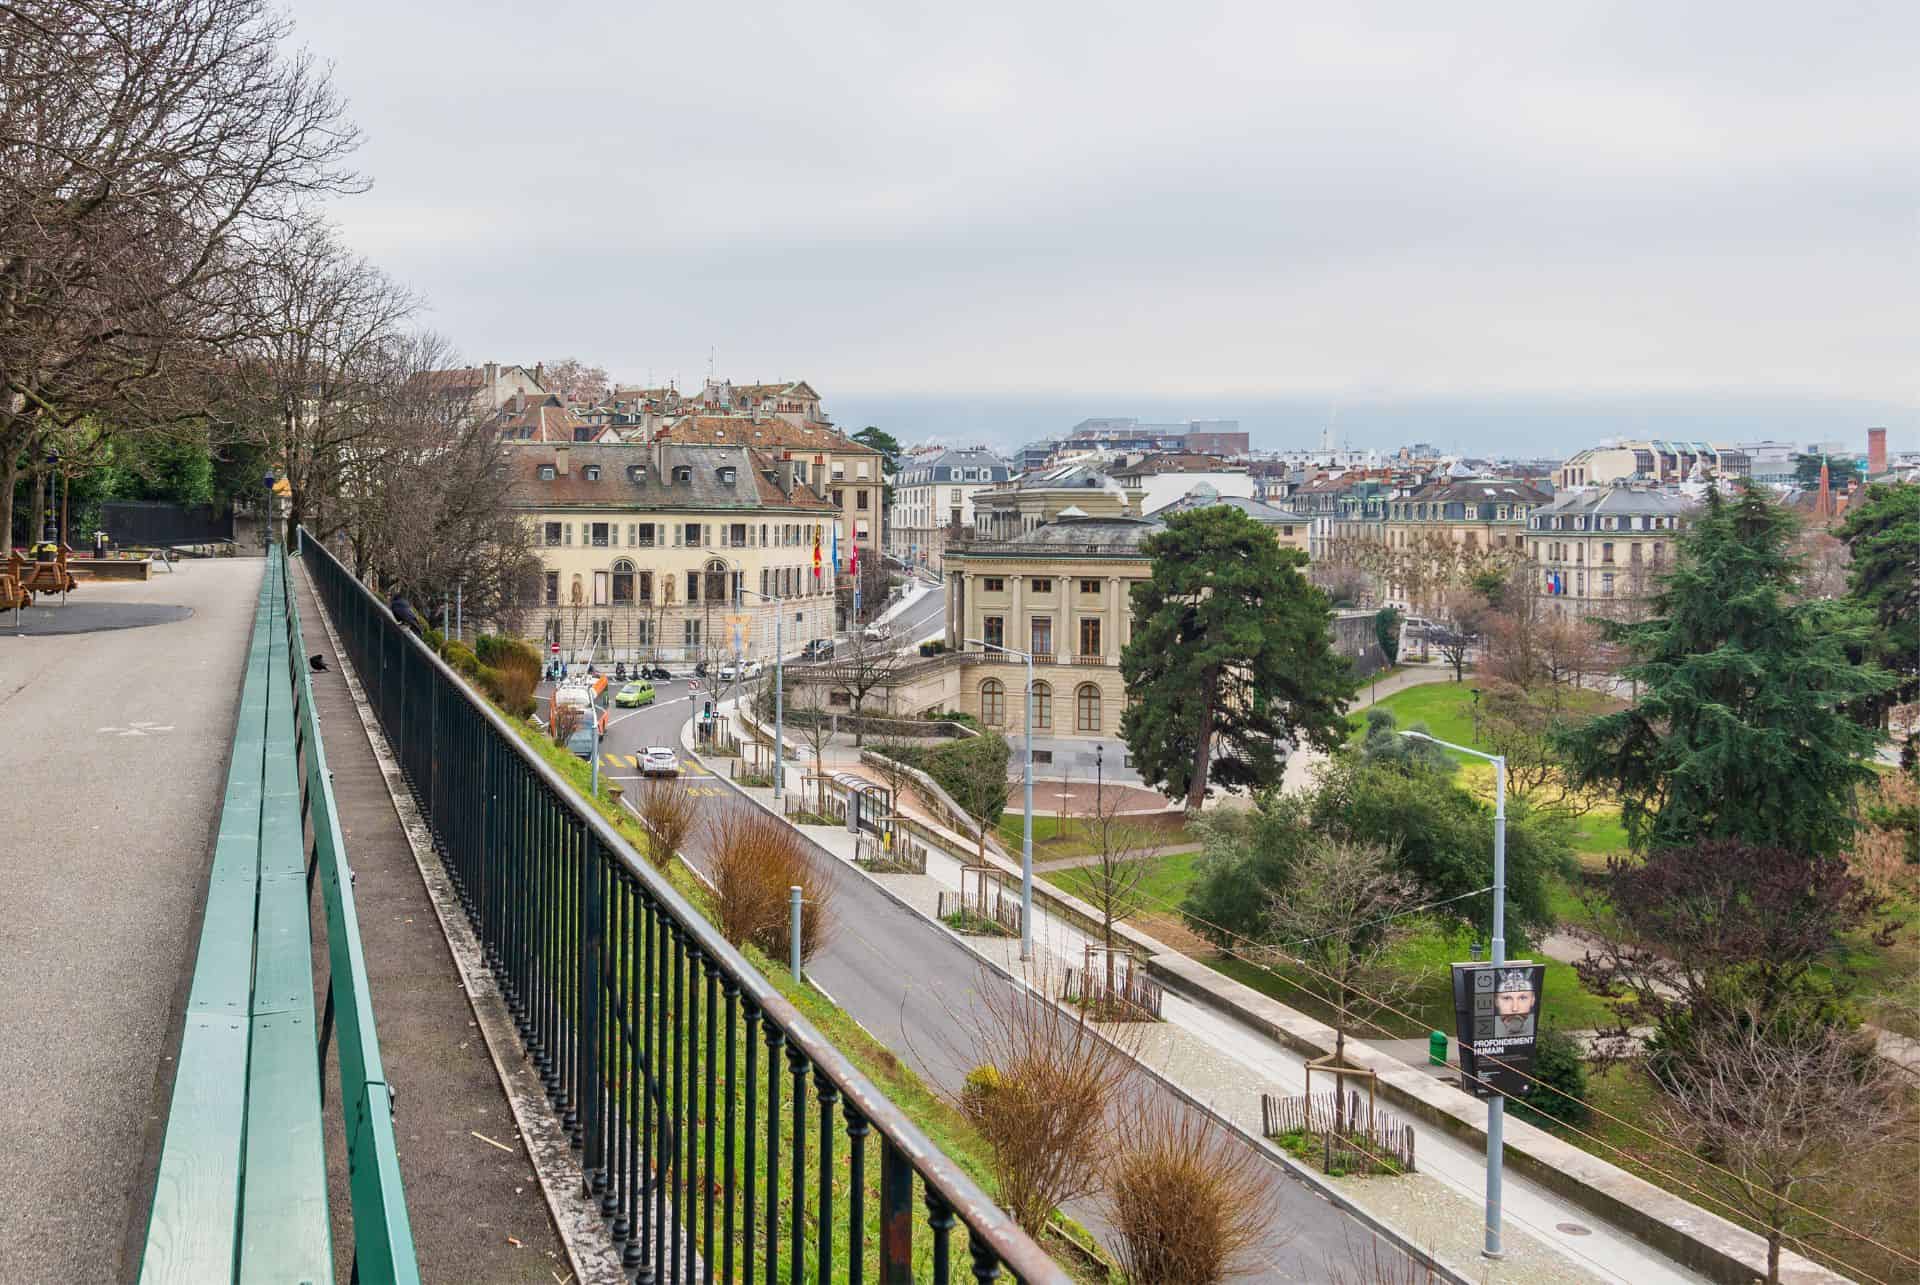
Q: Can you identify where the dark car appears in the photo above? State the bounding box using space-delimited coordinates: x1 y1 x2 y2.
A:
800 638 835 661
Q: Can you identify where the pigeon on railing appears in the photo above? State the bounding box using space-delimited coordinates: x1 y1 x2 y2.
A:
309 654 328 672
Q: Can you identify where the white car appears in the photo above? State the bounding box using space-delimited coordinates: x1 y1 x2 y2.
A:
640 746 680 777
742 660 765 679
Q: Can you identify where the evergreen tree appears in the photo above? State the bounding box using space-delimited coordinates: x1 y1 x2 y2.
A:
1120 506 1355 810
1556 486 1892 855
1836 482 1919 721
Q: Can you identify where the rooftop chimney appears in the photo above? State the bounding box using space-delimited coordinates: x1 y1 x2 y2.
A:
555 445 570 476
1869 427 1888 476
484 361 499 406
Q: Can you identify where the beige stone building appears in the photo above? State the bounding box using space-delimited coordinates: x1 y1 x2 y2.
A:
1376 477 1549 608
1527 484 1694 618
1554 441 1750 490
943 516 1157 755
508 442 839 664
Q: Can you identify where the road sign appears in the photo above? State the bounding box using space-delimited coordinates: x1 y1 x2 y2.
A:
550 643 560 654
1450 961 1547 1099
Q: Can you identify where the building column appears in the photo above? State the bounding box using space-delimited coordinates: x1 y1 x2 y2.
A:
1010 574 1026 655
946 571 963 650
1106 574 1124 665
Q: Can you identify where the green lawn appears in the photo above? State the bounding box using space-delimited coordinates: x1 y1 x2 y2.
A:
1348 680 1486 750
1046 849 1205 909
989 811 1194 861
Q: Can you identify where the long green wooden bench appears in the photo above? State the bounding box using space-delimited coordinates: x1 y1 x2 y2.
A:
138 551 418 1284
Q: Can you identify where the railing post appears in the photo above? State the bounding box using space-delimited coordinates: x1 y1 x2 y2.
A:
880 1137 914 1284
581 837 604 1196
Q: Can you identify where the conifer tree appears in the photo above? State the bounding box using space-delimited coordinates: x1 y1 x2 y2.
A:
1557 485 1891 855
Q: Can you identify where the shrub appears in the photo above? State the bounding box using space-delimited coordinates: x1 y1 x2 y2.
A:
421 624 446 653
961 1064 1002 1118
1103 1096 1273 1284
1511 1025 1589 1128
918 640 949 657
925 732 1011 830
636 778 696 871
706 809 834 963
443 639 482 677
920 707 979 729
951 964 1136 1235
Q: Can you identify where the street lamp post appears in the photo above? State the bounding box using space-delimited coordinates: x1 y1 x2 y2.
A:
966 637 1034 962
261 473 276 549
1402 729 1507 1259
1095 742 1104 819
736 586 785 801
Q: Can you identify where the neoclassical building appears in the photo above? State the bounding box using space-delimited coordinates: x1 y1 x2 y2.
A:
508 442 839 664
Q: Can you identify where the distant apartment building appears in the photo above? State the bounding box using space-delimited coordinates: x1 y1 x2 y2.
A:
415 362 549 413
1555 441 1751 490
889 448 1013 573
1527 484 1694 617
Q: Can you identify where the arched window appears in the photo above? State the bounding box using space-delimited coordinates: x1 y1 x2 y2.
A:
1075 683 1101 733
980 679 1006 727
1032 681 1053 731
704 557 729 605
611 558 635 604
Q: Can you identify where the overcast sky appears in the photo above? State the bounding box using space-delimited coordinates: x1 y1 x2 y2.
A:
296 0 1916 453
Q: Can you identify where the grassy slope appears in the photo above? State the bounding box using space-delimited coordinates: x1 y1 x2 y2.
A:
503 712 1107 1281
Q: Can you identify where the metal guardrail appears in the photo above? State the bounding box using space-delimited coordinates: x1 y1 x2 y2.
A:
299 529 1066 1284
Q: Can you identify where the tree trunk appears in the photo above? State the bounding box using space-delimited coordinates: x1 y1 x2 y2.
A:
0 447 18 551
29 467 46 545
1334 993 1349 1135
1186 677 1216 813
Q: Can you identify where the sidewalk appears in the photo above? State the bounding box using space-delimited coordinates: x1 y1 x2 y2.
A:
292 563 568 1282
696 698 1715 1285
0 560 264 1280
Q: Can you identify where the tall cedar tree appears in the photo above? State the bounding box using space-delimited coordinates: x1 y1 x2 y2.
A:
1836 482 1919 721
1555 486 1891 855
1121 506 1354 810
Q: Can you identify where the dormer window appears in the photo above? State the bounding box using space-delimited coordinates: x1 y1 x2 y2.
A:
673 466 692 484
718 467 737 485
583 464 601 482
627 464 647 483
538 465 556 480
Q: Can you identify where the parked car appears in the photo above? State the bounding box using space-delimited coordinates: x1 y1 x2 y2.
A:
862 623 893 643
640 746 680 777
742 659 765 679
800 638 835 661
614 680 656 708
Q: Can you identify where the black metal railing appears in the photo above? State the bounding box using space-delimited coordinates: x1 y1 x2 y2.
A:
300 530 1064 1284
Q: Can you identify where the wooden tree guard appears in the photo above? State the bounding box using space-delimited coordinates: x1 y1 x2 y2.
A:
1304 1054 1378 1131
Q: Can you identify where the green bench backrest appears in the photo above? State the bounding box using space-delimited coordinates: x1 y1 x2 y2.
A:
139 553 418 1285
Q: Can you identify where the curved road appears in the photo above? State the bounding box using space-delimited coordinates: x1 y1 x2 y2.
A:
577 679 1410 1282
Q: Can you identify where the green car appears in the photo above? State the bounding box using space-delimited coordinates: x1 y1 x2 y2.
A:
614 680 656 708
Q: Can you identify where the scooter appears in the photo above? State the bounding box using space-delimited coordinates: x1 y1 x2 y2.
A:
614 661 628 682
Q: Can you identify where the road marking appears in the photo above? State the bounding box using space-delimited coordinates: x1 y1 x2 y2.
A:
98 721 175 737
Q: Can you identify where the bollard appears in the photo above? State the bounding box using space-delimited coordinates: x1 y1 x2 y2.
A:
1429 1029 1448 1066
790 886 803 985
607 783 623 809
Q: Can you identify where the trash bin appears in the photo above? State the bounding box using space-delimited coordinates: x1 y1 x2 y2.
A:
1428 1029 1448 1066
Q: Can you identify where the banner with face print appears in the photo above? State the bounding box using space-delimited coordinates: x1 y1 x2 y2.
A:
1450 961 1547 1099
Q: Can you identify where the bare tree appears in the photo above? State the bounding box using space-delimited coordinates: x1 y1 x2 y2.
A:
0 0 366 541
336 332 540 631
635 778 695 871
704 807 835 963
1652 1012 1916 1285
219 219 417 545
1101 1094 1277 1285
1427 586 1486 682
549 701 582 748
824 631 906 744
1072 790 1154 1011
538 356 609 405
1265 839 1422 1128
1468 680 1608 816
948 963 1138 1236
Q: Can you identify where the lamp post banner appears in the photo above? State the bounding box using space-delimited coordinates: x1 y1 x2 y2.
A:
1450 962 1546 1099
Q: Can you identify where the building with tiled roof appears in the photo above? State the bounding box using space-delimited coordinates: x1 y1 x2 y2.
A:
652 415 885 570
486 391 605 444
505 442 839 665
413 362 548 412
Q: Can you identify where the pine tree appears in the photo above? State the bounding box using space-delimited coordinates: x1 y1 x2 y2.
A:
1120 506 1354 810
1836 482 1919 724
1557 485 1892 855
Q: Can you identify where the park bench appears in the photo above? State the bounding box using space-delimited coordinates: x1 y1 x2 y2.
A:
138 550 418 1285
1 552 28 611
19 541 78 596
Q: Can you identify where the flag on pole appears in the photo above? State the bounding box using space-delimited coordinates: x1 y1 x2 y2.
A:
831 524 841 576
811 526 822 579
850 539 859 577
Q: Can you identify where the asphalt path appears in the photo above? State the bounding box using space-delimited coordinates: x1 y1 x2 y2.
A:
561 683 1405 1281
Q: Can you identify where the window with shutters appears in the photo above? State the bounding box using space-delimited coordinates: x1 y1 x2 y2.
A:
545 522 563 546
686 571 700 602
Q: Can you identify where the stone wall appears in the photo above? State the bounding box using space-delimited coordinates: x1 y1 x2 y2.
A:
1332 608 1390 678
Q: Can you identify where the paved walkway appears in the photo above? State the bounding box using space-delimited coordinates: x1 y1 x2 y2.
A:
0 558 566 1282
705 697 1716 1285
0 561 266 1280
